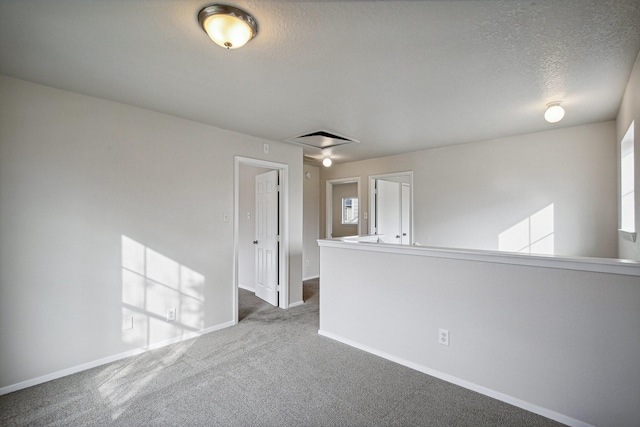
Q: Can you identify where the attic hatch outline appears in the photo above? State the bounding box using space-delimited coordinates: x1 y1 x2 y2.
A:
286 130 359 150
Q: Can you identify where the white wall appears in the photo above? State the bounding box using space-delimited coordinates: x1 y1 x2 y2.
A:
321 121 618 258
303 165 320 280
0 75 303 391
617 52 640 260
319 241 640 427
238 165 272 291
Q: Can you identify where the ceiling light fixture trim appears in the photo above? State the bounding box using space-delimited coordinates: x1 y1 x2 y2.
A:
322 158 333 167
198 4 258 49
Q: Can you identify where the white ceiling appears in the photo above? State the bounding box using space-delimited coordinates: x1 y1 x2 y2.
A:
1 0 639 165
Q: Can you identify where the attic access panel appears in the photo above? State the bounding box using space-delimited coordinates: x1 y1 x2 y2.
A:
287 130 359 150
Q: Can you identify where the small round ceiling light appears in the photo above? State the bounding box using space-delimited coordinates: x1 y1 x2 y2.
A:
544 102 565 123
322 158 333 167
198 4 258 49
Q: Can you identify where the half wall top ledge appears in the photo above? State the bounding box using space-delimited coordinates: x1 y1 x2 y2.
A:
319 237 640 278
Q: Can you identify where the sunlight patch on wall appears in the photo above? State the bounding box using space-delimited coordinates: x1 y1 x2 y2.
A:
498 204 554 255
621 121 635 232
121 236 205 348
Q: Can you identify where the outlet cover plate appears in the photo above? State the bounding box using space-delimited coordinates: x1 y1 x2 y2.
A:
439 328 449 346
123 315 133 330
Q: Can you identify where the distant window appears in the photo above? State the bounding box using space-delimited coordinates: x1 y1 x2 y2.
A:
342 197 358 224
621 122 635 232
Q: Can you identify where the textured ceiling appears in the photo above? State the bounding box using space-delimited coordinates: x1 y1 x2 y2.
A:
1 0 639 164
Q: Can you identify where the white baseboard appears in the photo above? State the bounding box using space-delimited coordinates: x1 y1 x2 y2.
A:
0 320 236 396
303 275 319 281
288 300 304 308
238 283 255 292
317 329 593 427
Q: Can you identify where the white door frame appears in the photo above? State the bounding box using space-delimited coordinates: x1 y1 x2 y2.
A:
326 177 361 238
233 156 289 323
369 171 413 243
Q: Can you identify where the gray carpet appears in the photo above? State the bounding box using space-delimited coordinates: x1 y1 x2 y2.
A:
0 279 564 426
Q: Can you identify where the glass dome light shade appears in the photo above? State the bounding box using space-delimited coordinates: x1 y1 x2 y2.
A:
544 103 565 123
198 5 258 49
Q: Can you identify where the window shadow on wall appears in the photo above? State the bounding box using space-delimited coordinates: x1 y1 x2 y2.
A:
120 236 205 348
498 204 554 255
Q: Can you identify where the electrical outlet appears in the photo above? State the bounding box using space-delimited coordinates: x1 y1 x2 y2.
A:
305 259 310 267
123 315 133 330
364 212 368 220
247 211 251 220
439 328 449 346
263 143 269 154
223 212 230 222
167 308 176 322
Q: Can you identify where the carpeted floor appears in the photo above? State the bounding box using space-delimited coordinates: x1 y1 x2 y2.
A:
0 279 564 426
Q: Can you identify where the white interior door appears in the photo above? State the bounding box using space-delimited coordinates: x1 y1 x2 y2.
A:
255 170 279 306
376 179 401 244
401 183 410 244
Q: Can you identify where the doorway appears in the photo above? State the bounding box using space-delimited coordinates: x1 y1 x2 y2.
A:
325 177 361 238
234 157 290 324
369 172 413 244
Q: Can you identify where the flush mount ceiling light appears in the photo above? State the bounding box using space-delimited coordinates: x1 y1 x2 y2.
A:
198 4 258 49
322 158 333 167
544 102 565 123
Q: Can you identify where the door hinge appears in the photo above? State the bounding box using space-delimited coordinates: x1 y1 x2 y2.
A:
276 285 281 292
276 185 281 192
276 235 281 242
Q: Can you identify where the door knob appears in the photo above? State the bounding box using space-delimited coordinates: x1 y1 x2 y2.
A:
396 235 401 239
253 240 258 244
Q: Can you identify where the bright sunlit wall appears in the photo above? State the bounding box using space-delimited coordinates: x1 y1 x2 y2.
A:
499 204 554 255
620 121 635 233
121 236 205 347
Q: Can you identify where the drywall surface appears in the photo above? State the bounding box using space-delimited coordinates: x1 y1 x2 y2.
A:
0 75 303 390
331 182 358 238
320 121 617 258
303 165 320 279
319 241 640 427
617 52 640 260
